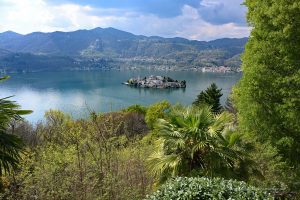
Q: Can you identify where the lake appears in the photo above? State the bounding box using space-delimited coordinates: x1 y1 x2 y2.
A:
0 70 242 122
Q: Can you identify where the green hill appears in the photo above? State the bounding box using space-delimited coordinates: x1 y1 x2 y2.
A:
0 28 247 72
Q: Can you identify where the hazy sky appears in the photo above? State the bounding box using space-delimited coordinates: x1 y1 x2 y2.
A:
0 0 250 40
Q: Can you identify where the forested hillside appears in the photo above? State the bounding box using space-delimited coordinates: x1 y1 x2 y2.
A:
0 28 247 72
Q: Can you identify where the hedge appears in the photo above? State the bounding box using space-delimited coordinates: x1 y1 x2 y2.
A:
145 177 273 200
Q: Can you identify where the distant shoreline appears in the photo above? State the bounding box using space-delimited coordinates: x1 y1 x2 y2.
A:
1 67 242 74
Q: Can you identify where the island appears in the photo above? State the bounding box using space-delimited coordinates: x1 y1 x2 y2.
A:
123 75 186 89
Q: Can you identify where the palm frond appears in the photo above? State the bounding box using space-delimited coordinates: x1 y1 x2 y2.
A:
191 141 207 159
0 78 32 175
0 76 9 82
147 150 182 177
209 112 233 135
0 131 24 174
148 105 244 183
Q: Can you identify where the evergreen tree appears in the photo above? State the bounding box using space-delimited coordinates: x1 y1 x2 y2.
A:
193 83 223 113
234 0 300 186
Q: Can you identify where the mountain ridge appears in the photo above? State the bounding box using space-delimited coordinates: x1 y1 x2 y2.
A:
0 28 247 43
0 27 247 72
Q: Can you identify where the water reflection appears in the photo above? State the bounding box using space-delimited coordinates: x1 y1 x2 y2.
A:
135 87 186 95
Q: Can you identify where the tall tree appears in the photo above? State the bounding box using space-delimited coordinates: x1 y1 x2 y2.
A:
234 0 300 183
0 76 32 175
193 83 223 113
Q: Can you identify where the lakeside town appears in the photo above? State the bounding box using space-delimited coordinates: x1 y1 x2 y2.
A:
123 75 186 89
200 66 242 73
121 65 242 72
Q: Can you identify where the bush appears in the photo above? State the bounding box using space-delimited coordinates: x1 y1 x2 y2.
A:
146 177 273 200
145 101 170 129
97 112 149 137
123 104 147 115
2 110 154 200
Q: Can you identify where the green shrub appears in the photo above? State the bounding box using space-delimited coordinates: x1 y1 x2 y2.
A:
145 101 170 129
146 177 273 200
123 104 147 115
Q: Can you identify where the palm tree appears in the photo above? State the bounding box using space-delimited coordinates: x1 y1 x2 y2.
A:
147 105 243 183
0 76 32 175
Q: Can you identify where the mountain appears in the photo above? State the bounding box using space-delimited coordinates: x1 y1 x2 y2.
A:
0 27 248 72
0 31 23 42
0 49 12 58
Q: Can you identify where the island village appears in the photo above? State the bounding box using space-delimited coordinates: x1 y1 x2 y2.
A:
123 75 186 89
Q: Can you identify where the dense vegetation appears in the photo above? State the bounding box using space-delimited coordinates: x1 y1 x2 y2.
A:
147 105 242 184
234 0 300 191
0 107 154 199
0 28 246 72
1 0 300 199
0 100 251 199
145 177 273 200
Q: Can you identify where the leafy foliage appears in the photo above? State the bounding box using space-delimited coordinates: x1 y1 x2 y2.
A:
193 83 223 113
0 101 295 199
145 101 171 129
146 177 273 200
147 106 243 183
123 104 147 115
0 110 154 200
0 76 32 175
234 0 300 189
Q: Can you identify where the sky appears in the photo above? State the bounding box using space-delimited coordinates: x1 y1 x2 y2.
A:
0 0 250 41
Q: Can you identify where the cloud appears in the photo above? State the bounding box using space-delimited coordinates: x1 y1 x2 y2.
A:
48 0 201 18
110 5 249 40
198 0 247 25
0 0 126 33
0 0 249 40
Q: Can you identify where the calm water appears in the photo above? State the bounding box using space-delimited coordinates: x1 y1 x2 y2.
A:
0 70 242 122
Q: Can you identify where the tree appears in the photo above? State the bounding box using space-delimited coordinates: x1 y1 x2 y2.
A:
147 106 243 183
0 76 32 175
193 83 223 113
234 0 300 189
224 95 238 126
145 101 170 129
